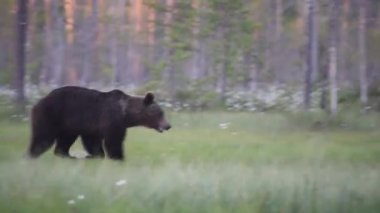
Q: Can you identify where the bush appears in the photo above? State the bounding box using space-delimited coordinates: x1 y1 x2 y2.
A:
1 83 379 114
224 85 305 112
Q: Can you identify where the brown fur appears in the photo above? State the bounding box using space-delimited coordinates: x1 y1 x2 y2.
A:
27 86 171 160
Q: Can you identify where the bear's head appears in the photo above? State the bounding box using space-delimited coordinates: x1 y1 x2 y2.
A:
122 92 171 132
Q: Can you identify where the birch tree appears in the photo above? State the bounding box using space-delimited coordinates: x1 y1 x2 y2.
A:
358 0 368 110
304 0 318 109
328 0 339 116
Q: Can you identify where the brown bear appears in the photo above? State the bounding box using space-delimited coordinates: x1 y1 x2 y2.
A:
27 86 171 160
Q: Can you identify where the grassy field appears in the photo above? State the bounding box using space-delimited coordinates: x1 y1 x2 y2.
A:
0 112 379 213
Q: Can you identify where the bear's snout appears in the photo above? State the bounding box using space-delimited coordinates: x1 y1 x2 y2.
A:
164 124 171 131
156 119 171 133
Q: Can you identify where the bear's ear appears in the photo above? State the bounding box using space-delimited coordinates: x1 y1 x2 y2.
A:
144 92 154 106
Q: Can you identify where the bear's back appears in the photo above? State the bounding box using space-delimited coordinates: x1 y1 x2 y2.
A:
36 87 107 131
45 86 103 110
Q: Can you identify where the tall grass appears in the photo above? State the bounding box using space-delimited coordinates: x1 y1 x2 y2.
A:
0 160 379 213
0 112 379 212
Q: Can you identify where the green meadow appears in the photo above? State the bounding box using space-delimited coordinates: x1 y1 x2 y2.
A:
0 112 379 213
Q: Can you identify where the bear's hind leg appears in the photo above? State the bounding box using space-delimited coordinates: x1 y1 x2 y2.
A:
81 134 105 158
54 134 78 158
28 134 55 158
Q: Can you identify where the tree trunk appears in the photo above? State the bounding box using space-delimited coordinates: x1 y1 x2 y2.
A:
28 0 42 85
262 0 274 82
328 0 339 116
64 0 77 85
219 24 230 102
339 0 350 85
80 0 99 86
40 0 51 86
242 50 257 91
165 0 177 97
273 0 283 82
15 0 28 106
152 0 167 81
109 0 128 86
220 41 229 102
190 0 200 79
358 0 368 109
304 0 318 109
320 64 328 110
50 0 66 86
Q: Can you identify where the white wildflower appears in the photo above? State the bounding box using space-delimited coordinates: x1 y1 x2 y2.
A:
115 179 127 186
67 200 76 205
77 195 85 200
219 122 230 129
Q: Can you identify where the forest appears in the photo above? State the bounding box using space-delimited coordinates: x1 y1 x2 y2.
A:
1 0 379 113
0 1 380 213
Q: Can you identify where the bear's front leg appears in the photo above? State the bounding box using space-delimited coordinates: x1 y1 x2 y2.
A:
104 128 126 161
